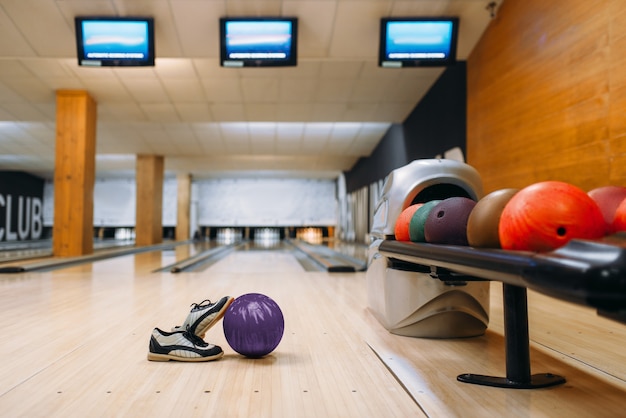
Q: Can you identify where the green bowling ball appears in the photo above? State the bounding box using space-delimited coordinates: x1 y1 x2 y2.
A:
409 200 442 242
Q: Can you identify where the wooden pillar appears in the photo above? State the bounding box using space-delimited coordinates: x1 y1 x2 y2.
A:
53 90 96 257
176 174 191 241
135 155 164 246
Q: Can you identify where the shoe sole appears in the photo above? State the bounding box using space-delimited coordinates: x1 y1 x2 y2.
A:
195 296 234 338
147 351 224 362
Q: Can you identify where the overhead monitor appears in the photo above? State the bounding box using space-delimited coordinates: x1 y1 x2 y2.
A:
379 17 459 68
75 16 155 67
219 17 298 67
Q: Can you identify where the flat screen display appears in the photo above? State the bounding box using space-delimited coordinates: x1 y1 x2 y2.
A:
379 17 459 68
220 17 298 67
75 17 155 67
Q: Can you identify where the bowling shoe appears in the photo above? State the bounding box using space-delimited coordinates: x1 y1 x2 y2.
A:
172 296 234 338
147 328 223 362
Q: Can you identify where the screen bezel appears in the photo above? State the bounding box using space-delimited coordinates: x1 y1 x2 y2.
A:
378 17 459 68
74 16 156 67
219 17 298 68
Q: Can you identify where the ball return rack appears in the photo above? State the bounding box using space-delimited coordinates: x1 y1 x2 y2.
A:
378 234 626 389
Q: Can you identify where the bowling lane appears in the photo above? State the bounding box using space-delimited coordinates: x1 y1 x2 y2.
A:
69 241 220 274
294 227 368 261
193 228 320 273
206 243 307 274
48 240 219 275
194 227 367 273
0 239 52 262
0 238 136 267
173 226 367 273
321 238 368 264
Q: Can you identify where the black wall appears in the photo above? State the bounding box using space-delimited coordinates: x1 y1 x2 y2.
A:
344 61 467 193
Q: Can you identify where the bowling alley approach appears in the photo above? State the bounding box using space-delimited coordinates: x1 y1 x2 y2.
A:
1 0 626 417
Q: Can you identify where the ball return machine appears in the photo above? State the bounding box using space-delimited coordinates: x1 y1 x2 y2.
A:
367 159 626 389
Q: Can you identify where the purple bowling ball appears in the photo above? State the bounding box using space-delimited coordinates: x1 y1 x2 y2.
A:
223 293 285 358
424 196 477 245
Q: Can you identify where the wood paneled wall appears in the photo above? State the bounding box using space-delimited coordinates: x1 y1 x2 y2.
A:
467 0 626 193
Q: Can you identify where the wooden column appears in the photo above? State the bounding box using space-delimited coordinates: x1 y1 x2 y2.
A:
135 155 164 246
175 174 192 241
53 90 96 257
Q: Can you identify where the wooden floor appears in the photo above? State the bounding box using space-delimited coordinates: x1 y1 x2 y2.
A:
0 243 625 417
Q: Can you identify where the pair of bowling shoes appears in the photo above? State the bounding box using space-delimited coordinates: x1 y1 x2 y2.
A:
147 296 234 362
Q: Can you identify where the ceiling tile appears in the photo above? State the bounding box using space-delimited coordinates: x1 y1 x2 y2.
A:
171 0 224 57
1 0 75 57
175 103 213 122
140 103 181 122
329 1 390 59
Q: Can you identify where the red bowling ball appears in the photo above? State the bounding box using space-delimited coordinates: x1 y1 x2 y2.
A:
424 197 477 245
588 185 626 234
612 197 626 233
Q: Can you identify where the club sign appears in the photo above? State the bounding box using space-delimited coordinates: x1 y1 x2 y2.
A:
0 172 45 241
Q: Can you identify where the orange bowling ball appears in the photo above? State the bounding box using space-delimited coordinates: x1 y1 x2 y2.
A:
394 203 423 241
467 188 519 248
499 181 606 252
